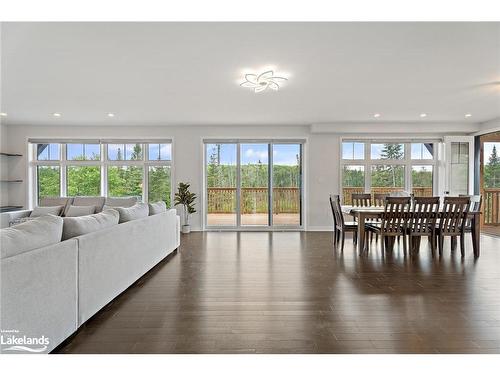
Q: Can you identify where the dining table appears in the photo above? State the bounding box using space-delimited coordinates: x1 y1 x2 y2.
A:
341 205 481 257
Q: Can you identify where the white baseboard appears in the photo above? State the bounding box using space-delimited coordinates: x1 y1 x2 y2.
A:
306 226 334 232
193 226 333 232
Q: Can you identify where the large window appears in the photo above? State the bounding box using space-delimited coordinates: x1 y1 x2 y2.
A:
341 140 437 203
30 140 173 206
205 140 303 228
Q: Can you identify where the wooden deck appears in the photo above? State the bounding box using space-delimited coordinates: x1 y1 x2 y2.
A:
207 213 300 226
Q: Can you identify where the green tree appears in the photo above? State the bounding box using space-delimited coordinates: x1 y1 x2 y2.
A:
108 166 143 199
131 144 142 160
148 166 171 206
37 166 60 201
381 144 404 160
67 166 100 196
372 144 404 188
485 145 500 188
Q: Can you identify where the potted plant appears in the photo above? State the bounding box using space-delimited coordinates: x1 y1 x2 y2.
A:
174 182 197 234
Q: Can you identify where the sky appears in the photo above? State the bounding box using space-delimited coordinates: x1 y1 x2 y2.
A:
206 143 300 166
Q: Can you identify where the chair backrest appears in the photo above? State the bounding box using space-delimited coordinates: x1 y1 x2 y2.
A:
329 194 344 229
408 196 440 234
373 193 388 207
459 194 482 227
459 194 482 212
351 193 371 207
329 194 338 228
381 197 411 234
440 196 471 234
389 191 411 197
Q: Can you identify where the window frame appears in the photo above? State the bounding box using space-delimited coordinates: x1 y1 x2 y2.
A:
340 139 438 202
29 140 174 208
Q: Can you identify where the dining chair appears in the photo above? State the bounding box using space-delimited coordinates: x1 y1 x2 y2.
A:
329 194 339 244
436 196 471 257
329 194 359 251
373 193 388 207
459 194 482 249
351 193 373 240
407 196 440 254
366 197 411 252
389 191 411 197
368 193 388 243
351 193 372 207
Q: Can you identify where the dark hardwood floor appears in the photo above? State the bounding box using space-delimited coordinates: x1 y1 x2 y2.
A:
55 231 500 354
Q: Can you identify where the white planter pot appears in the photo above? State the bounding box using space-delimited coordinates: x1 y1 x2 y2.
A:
181 225 191 234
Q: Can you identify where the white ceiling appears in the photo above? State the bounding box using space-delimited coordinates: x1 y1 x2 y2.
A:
1 22 499 126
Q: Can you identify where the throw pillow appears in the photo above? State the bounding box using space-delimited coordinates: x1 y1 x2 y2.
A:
30 205 64 217
1 215 63 259
65 205 96 217
115 203 149 223
62 209 119 240
148 201 167 215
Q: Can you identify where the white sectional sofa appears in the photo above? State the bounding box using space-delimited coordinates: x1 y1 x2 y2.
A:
0 206 180 354
0 196 137 229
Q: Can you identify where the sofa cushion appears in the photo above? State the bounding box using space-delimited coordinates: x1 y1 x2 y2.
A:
65 205 96 217
62 209 119 240
30 205 64 217
0 215 64 259
148 201 167 215
104 197 137 208
40 197 73 207
116 203 149 223
72 197 106 213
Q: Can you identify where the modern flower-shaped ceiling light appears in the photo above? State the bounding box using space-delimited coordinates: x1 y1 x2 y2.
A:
240 70 288 93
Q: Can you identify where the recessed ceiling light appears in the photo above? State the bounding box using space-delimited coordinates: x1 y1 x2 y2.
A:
240 70 288 93
107 113 115 118
465 113 472 118
0 112 7 117
420 113 427 118
52 112 61 117
373 113 381 118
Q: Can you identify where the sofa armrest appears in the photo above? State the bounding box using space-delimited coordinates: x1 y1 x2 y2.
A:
0 210 32 228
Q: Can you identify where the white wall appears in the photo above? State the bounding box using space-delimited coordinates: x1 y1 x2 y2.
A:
2 123 475 231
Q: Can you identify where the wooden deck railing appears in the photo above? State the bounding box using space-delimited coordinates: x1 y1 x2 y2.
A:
342 187 433 205
207 187 300 214
484 188 500 226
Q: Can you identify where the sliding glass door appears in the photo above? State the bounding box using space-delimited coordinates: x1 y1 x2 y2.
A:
240 143 269 226
206 143 238 226
205 141 303 229
272 144 301 226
